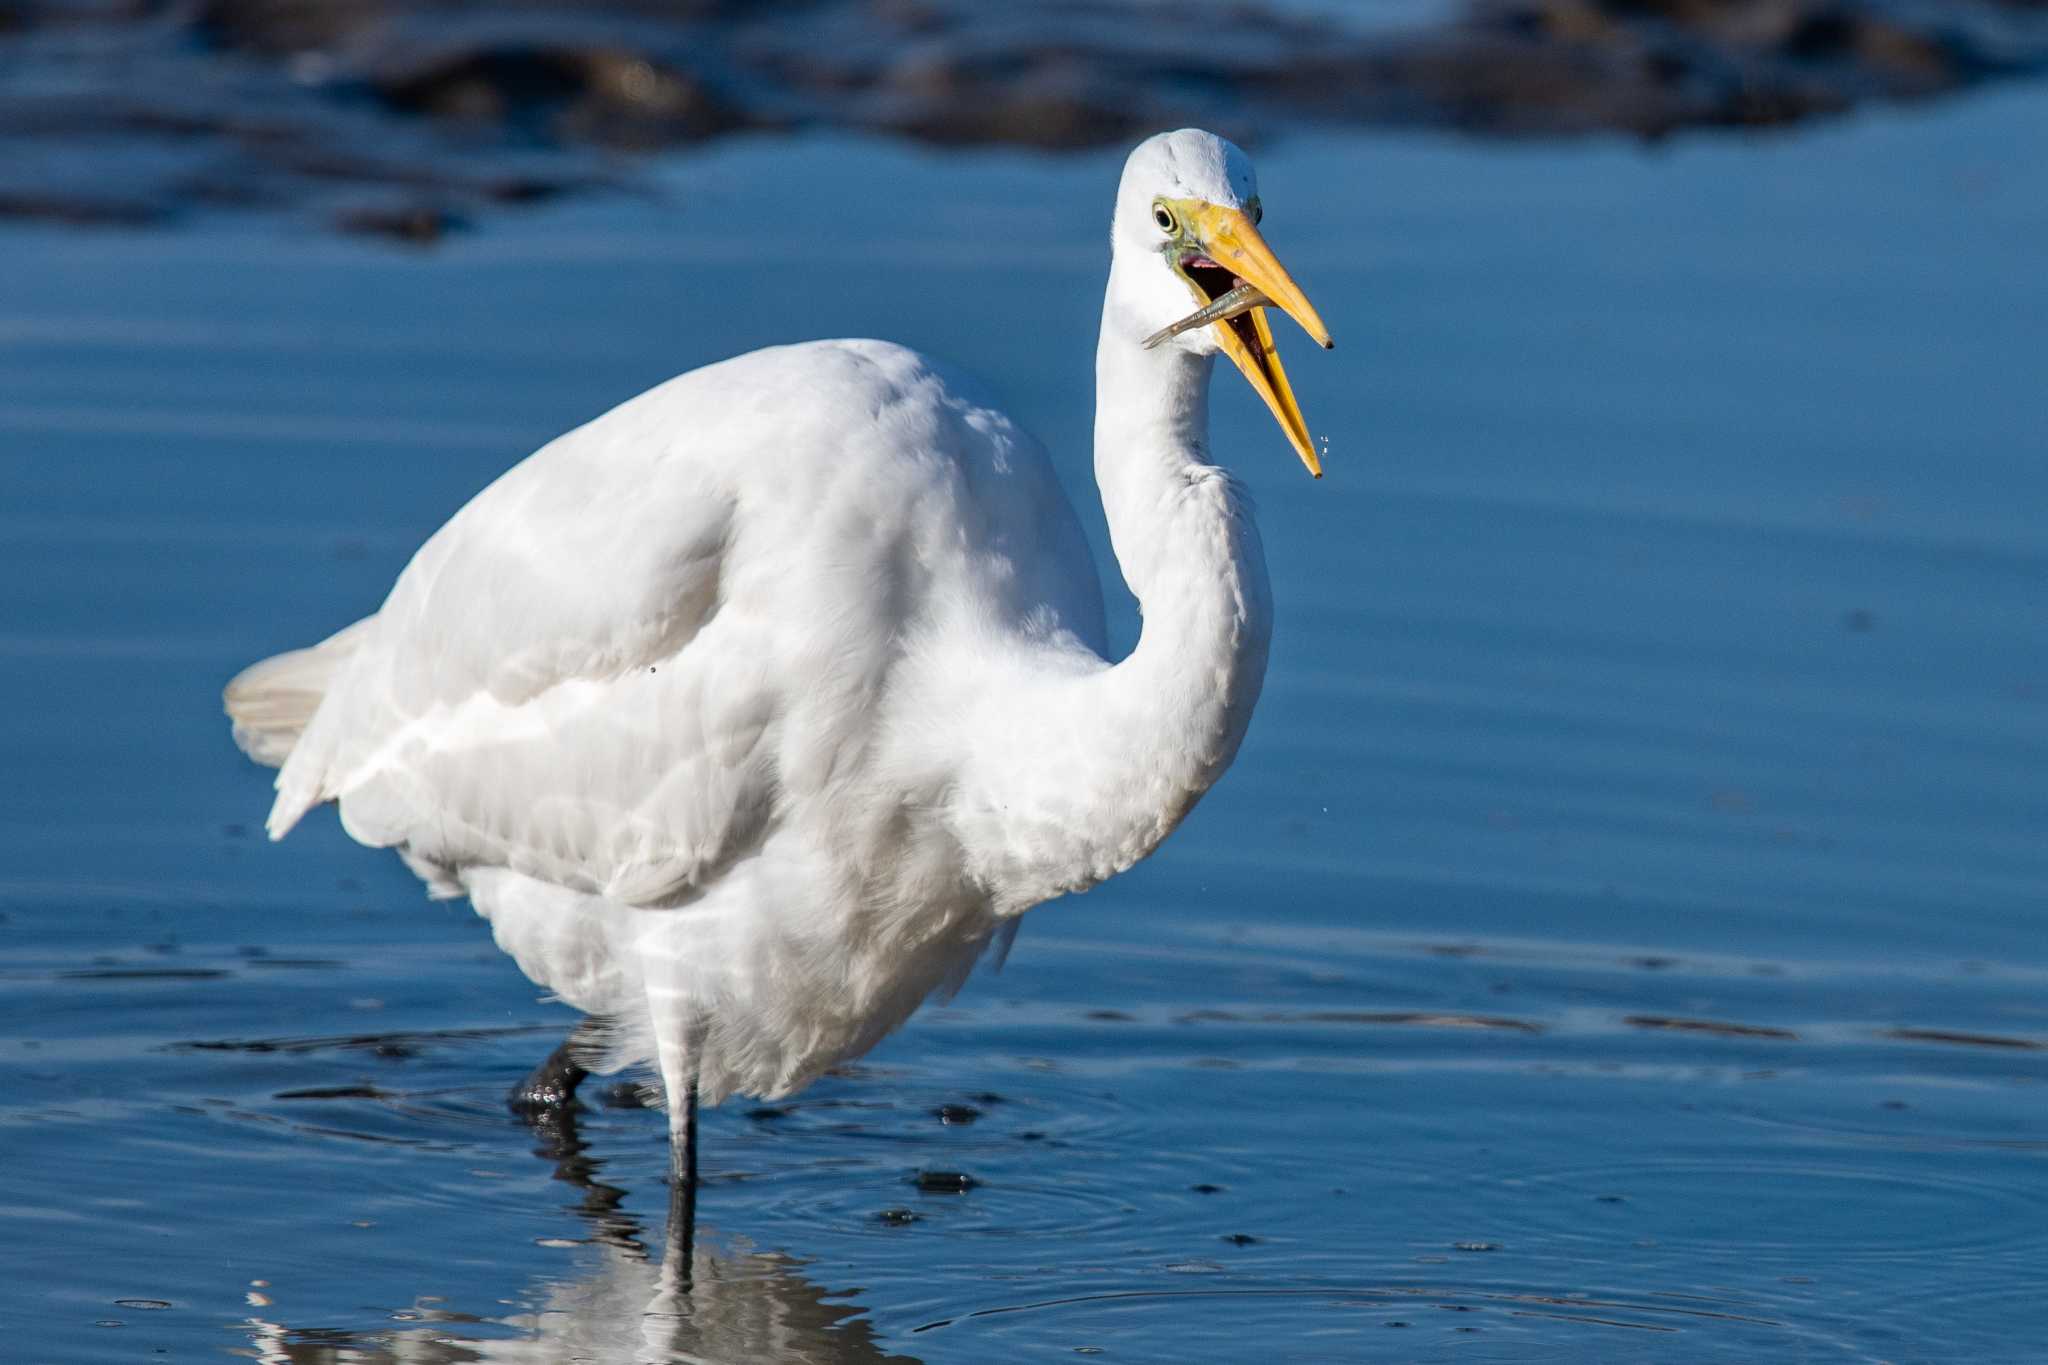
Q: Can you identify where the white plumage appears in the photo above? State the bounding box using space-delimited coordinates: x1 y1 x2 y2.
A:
227 129 1330 1147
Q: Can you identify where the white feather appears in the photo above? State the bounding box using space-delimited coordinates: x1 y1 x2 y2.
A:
228 129 1291 1115
224 616 375 767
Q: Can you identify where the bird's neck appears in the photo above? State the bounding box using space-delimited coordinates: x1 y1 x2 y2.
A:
1088 315 1275 826
1092 322 1230 601
959 304 1273 911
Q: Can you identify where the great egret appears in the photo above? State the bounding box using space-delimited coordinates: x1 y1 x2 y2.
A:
225 128 1332 1236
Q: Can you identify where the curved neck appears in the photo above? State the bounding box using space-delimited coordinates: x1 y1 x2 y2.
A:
1093 317 1224 603
1088 307 1274 824
958 281 1274 911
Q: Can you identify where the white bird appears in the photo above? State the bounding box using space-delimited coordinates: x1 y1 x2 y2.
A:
224 128 1332 1233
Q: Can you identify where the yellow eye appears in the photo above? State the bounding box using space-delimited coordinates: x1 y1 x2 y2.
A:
1152 203 1177 234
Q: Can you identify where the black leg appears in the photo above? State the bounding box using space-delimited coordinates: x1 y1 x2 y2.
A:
664 1081 699 1285
508 1023 595 1115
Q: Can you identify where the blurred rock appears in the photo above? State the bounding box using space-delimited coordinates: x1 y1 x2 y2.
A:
332 199 469 243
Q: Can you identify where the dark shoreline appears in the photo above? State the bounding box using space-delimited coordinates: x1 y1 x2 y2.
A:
6 0 2045 238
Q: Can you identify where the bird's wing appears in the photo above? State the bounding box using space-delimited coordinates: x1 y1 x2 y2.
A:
269 371 787 907
267 339 1102 910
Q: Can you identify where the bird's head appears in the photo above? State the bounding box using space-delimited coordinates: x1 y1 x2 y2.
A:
1110 129 1334 477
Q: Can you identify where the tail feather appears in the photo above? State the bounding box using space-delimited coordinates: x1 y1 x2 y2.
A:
224 617 373 769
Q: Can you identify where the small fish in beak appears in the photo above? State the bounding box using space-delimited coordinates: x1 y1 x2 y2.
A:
1142 282 1275 351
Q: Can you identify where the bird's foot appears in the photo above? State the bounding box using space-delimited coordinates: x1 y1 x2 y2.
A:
507 1038 590 1118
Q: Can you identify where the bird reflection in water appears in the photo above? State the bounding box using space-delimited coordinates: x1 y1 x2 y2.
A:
235 1105 917 1364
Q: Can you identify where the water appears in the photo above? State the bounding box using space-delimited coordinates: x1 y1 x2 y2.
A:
4 86 2046 1362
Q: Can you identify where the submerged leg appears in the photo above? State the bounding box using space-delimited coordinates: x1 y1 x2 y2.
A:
664 1082 699 1281
645 980 702 1281
508 1020 597 1115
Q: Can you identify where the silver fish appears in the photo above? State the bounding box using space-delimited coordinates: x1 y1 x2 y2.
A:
1142 282 1274 350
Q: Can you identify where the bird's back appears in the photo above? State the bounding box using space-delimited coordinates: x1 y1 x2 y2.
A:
230 338 1105 1098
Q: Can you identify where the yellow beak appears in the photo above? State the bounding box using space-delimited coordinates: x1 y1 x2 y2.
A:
1184 202 1333 478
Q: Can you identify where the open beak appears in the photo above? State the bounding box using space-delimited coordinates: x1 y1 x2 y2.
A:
1176 201 1333 478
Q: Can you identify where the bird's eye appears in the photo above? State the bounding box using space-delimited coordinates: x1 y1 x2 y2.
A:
1152 204 1176 234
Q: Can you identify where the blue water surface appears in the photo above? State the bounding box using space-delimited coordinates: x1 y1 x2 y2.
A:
2 85 2045 1362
